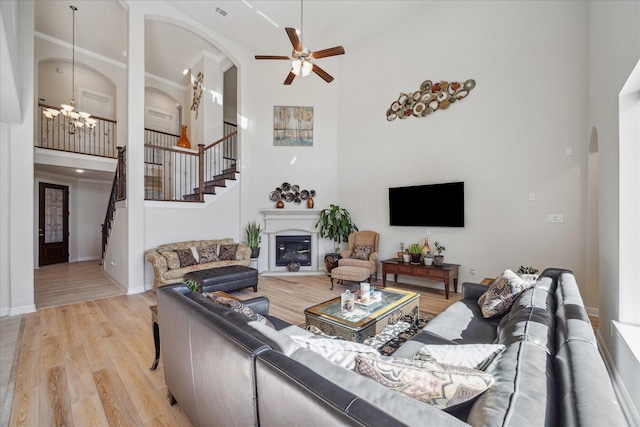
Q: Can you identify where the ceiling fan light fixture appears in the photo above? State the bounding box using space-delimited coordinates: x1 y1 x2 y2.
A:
301 60 312 77
291 59 302 76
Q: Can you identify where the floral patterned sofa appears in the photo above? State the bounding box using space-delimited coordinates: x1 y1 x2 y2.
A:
145 238 251 290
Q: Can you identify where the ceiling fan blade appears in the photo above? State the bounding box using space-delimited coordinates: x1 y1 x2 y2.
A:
285 27 302 52
284 71 296 85
311 46 345 59
255 55 290 60
312 64 334 83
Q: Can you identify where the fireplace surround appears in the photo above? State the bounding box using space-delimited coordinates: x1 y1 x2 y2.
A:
261 209 325 275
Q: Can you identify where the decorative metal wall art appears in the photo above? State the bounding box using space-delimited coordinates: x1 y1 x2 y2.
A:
274 106 313 146
386 79 476 121
191 72 203 119
269 183 316 207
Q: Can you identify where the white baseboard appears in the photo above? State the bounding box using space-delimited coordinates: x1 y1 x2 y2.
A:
127 285 146 295
7 304 36 316
596 329 640 426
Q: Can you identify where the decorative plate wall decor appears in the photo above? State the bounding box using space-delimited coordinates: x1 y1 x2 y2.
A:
386 79 476 121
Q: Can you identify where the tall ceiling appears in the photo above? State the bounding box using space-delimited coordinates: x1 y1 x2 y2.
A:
33 0 428 181
35 0 429 86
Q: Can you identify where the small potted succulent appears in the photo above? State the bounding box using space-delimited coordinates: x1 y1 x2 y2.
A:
433 241 446 265
408 243 422 265
397 243 405 260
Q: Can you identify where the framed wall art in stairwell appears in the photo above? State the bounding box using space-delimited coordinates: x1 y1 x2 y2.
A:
273 106 313 146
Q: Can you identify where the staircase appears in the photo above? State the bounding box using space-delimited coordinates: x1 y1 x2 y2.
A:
183 161 238 200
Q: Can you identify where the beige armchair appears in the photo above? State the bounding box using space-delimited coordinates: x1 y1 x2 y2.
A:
338 230 379 281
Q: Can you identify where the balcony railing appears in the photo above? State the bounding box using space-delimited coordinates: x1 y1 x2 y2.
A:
144 123 238 201
38 103 117 158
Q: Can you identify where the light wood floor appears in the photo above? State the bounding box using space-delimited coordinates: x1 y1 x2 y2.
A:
34 260 125 309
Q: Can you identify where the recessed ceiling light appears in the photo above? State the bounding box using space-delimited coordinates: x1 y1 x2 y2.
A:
182 69 189 76
76 169 84 173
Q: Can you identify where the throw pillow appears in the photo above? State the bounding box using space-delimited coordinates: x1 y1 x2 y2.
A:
174 248 197 268
290 335 380 369
411 344 506 370
160 250 181 270
197 245 219 264
354 354 495 410
478 269 534 318
209 295 275 329
219 244 238 261
350 245 374 260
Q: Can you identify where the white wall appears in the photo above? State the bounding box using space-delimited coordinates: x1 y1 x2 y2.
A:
38 59 117 118
337 1 589 292
588 0 640 418
0 0 35 316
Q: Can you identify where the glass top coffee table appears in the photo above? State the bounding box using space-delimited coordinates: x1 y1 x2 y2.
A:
304 287 419 343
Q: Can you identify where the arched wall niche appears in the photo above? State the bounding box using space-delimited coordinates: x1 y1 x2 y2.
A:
38 58 117 120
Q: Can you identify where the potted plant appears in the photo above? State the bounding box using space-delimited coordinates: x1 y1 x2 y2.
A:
517 265 539 283
433 241 446 265
397 243 405 260
408 243 422 265
316 204 358 272
246 221 263 259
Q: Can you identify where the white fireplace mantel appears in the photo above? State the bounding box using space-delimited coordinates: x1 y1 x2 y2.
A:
261 209 325 275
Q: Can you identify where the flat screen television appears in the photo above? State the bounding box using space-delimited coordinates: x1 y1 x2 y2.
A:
389 182 464 227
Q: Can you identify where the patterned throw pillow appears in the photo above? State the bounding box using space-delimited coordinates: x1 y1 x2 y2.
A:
411 344 506 370
354 354 495 410
219 244 238 260
478 269 533 318
174 248 197 268
350 245 374 260
209 295 275 329
160 250 181 270
197 245 219 264
290 335 380 369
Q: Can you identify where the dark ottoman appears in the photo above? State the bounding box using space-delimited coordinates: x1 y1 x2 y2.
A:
184 265 258 293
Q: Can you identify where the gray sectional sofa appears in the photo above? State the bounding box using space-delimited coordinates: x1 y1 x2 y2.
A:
156 268 626 426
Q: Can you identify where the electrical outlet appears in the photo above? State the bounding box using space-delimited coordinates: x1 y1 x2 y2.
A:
547 214 564 223
470 269 476 278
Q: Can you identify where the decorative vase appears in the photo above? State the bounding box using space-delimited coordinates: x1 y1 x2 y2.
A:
402 253 411 263
421 238 431 262
397 251 404 261
276 200 284 209
177 125 191 149
307 197 314 209
424 252 434 266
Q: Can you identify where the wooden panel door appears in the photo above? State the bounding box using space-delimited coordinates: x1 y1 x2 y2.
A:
39 182 69 266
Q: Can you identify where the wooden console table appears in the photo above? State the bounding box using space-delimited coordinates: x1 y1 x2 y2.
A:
381 259 460 299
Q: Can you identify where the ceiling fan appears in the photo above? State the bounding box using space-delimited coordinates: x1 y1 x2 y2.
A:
255 3 345 85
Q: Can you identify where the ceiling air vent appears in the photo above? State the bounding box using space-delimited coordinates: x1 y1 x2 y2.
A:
213 6 232 20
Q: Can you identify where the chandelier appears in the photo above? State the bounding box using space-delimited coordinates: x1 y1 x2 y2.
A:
42 5 96 132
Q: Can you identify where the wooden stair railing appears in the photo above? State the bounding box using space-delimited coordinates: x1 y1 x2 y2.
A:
144 123 238 202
